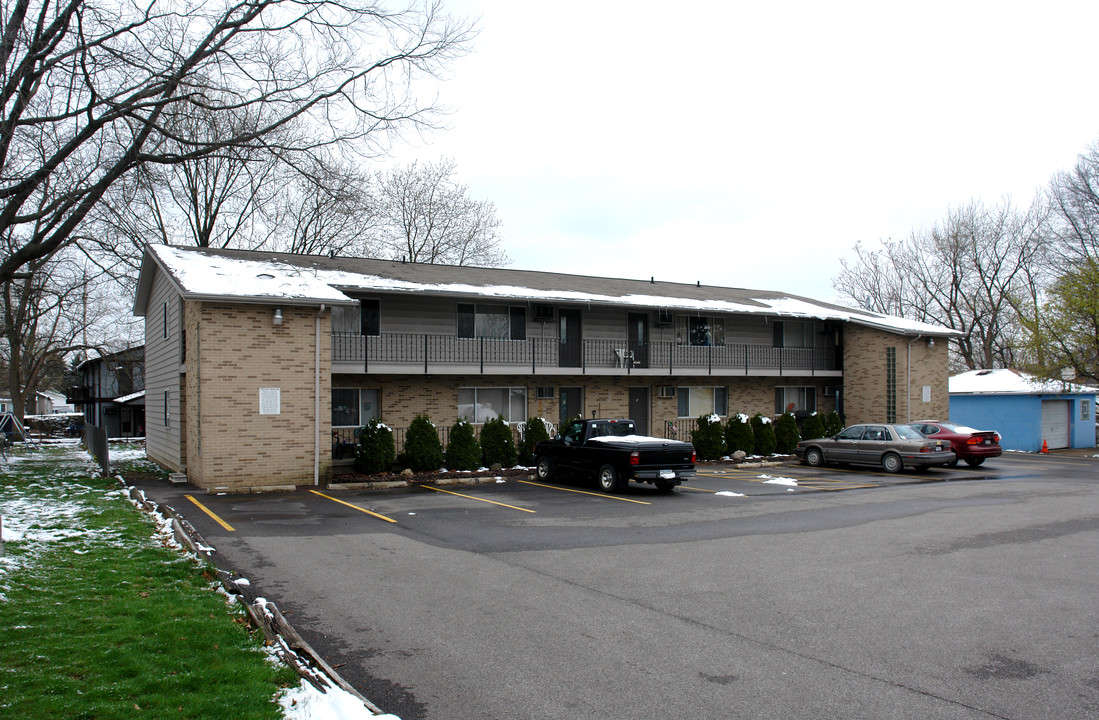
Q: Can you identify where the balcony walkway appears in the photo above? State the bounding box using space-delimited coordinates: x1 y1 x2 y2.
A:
331 333 840 377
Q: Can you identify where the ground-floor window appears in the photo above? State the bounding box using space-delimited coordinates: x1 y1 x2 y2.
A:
458 387 527 423
678 386 727 418
332 388 380 428
775 386 817 414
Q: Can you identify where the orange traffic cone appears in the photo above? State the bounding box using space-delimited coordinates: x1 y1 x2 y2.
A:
1040 439 1049 454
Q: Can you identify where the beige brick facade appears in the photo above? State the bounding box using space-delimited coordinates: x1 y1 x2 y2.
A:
842 324 949 424
185 302 333 492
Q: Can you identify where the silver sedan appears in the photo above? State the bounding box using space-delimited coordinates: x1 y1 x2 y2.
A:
795 423 956 473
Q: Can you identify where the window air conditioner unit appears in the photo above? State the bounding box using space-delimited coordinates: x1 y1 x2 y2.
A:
533 304 555 322
537 386 556 399
658 385 677 398
655 309 673 327
823 385 840 397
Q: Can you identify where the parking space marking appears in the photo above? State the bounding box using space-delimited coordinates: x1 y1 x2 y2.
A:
185 495 236 531
309 490 398 523
517 480 652 505
424 485 537 513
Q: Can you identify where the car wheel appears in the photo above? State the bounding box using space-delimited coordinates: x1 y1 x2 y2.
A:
882 453 903 474
535 456 554 481
946 457 959 468
598 464 621 493
655 480 675 492
804 447 825 467
964 458 985 467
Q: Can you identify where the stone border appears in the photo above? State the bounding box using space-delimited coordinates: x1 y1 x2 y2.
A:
120 480 387 716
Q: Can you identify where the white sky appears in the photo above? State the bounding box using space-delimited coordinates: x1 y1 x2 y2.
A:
388 0 1099 302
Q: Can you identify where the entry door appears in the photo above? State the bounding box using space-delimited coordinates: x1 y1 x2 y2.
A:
1041 400 1071 448
627 313 649 368
559 387 583 425
628 387 650 435
558 309 582 367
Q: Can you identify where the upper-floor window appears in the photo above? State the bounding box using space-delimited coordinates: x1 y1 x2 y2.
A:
457 304 525 340
675 316 725 346
333 299 380 336
162 300 169 339
773 320 814 348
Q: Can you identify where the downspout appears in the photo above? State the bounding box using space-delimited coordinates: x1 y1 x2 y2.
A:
315 303 325 486
906 334 923 422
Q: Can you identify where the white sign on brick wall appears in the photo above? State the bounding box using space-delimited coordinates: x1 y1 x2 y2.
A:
259 388 281 415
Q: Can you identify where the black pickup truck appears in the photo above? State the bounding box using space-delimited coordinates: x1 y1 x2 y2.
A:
533 419 696 493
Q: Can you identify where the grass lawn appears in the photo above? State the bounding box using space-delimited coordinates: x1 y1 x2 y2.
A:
0 441 300 719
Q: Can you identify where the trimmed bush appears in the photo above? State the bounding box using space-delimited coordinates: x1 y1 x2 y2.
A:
354 419 395 474
445 418 481 471
824 411 844 436
691 414 726 460
480 416 517 468
403 414 444 471
801 412 826 440
773 412 800 454
518 417 551 466
750 413 777 456
724 413 755 454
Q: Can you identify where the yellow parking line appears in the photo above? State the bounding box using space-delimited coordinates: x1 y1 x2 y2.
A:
309 490 398 523
518 480 652 505
185 495 235 532
424 485 536 513
681 486 720 493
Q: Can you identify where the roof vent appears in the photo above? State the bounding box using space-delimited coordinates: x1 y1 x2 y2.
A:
257 273 275 280
976 370 994 376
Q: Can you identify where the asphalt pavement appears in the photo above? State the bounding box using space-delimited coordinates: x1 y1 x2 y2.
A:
127 451 1099 720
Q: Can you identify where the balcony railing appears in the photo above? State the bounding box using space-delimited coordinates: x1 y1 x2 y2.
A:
332 333 837 375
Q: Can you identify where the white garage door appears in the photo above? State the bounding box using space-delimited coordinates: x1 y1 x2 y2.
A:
1041 400 1071 449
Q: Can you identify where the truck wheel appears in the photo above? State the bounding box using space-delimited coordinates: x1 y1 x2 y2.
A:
881 453 903 474
655 480 675 492
598 464 621 493
535 456 554 481
804 447 824 467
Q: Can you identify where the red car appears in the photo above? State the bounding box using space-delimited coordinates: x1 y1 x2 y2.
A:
909 421 1002 467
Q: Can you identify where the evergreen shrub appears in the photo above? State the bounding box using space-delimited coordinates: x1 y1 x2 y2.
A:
354 419 395 474
801 412 826 440
825 411 844 436
724 413 755 454
518 417 551 466
445 419 481 471
691 414 727 460
750 413 777 456
480 417 517 468
773 412 801 454
403 414 443 471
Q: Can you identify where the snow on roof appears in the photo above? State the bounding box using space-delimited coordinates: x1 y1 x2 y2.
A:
113 390 146 404
146 245 354 306
139 245 956 335
949 368 1099 395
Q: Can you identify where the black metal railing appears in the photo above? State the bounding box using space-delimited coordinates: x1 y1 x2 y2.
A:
332 332 835 374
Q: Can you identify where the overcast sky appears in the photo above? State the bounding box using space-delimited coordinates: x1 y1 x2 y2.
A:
389 0 1099 304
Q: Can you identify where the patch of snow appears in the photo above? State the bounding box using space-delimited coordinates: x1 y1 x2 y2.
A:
277 680 399 720
760 474 798 486
715 491 745 497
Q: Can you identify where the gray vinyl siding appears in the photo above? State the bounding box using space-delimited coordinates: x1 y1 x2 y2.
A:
143 268 184 471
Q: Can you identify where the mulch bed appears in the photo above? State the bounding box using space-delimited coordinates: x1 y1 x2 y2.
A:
330 466 532 486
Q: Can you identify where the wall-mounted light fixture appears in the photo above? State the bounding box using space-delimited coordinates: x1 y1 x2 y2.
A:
927 337 935 348
273 307 283 326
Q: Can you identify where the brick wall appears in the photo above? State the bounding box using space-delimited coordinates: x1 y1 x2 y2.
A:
842 325 949 424
187 303 332 492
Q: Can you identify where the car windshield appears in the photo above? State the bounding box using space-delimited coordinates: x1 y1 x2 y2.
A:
894 425 926 440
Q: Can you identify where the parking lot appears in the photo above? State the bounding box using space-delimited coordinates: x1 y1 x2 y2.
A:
131 452 1099 720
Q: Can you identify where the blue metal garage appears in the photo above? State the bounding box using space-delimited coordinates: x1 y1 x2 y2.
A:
948 369 1097 452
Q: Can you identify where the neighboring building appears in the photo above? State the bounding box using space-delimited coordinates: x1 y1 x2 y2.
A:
67 347 146 438
949 369 1097 452
133 244 956 493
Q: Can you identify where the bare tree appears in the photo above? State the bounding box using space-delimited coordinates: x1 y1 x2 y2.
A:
375 158 508 266
0 0 475 285
834 199 1047 370
267 155 377 256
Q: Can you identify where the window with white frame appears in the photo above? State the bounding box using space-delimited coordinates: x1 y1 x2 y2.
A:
458 387 527 424
331 388 380 428
677 386 727 417
675 316 725 346
332 299 380 336
775 386 817 414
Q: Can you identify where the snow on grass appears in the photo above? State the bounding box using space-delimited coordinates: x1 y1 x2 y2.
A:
277 681 399 720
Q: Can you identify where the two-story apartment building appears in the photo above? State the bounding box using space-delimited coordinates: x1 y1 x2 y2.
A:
67 346 146 438
134 244 955 493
